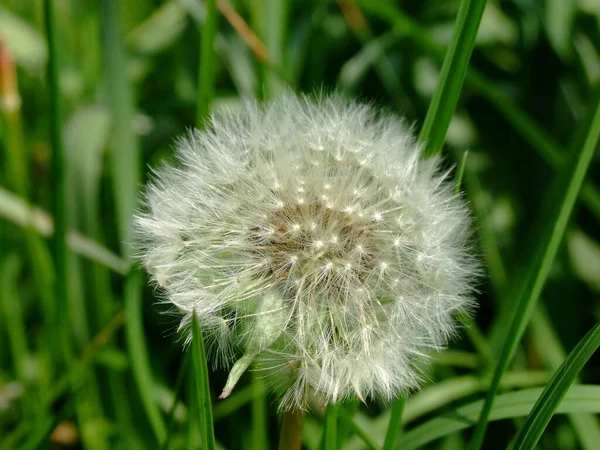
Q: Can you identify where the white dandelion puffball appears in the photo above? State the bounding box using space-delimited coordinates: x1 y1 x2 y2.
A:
135 93 478 410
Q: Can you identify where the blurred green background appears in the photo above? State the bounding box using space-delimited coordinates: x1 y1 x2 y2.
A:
1 0 600 449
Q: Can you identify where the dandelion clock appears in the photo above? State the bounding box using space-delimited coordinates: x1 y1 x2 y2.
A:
134 92 479 411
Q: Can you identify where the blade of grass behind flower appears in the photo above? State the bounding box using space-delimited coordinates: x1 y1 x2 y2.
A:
468 93 600 449
0 41 55 398
64 103 138 446
192 314 216 450
417 0 487 156
509 321 600 450
100 0 166 443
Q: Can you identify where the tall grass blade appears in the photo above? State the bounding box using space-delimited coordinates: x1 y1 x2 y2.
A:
191 313 217 450
188 1 220 447
468 95 600 449
509 321 600 450
382 398 404 450
43 0 70 366
530 307 600 449
417 0 487 156
100 0 166 443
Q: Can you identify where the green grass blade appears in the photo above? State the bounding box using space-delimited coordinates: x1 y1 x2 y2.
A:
399 385 600 450
197 0 218 127
100 0 139 250
382 398 405 450
100 0 166 443
0 187 129 274
403 371 550 426
417 0 487 156
187 2 219 448
191 313 216 450
468 94 600 450
453 150 468 195
530 307 600 450
43 0 70 368
322 404 338 450
125 273 167 442
0 256 29 383
18 416 60 450
509 321 600 450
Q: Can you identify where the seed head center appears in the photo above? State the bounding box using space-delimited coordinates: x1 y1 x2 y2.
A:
250 203 376 282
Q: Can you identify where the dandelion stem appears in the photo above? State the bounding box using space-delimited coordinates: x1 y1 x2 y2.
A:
278 408 303 450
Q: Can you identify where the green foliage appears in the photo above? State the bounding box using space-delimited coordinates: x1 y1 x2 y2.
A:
1 0 600 448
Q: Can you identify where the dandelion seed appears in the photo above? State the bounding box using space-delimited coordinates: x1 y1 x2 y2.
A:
134 92 479 410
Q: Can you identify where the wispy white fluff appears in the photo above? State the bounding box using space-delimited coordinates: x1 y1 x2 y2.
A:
134 93 479 410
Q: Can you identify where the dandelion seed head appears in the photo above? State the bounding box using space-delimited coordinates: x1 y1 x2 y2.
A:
134 92 479 410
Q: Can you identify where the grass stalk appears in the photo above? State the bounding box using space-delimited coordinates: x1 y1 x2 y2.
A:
43 0 70 368
417 0 488 156
191 314 216 450
509 321 600 450
100 0 166 443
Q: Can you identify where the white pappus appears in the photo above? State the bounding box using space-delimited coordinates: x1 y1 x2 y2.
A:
134 92 479 410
